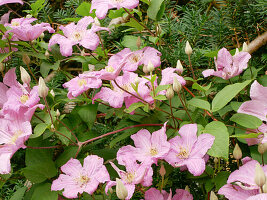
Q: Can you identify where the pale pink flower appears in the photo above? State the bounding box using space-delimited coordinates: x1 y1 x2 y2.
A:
117 122 170 166
51 155 110 198
5 17 37 28
245 124 267 146
91 0 139 19
247 194 267 200
0 83 8 108
145 188 193 200
0 11 11 25
238 80 267 122
202 47 251 80
165 124 215 176
218 159 267 200
48 16 108 57
0 0 23 6
63 73 102 99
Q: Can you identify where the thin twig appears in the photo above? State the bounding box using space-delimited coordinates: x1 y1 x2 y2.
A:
57 119 79 143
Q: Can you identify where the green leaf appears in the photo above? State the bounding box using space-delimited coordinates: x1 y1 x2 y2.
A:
30 0 46 16
188 98 211 111
214 171 230 190
204 121 229 159
31 123 48 138
0 52 13 63
147 0 164 21
154 95 167 100
125 102 145 113
55 146 78 167
230 113 262 129
77 103 98 129
40 61 51 77
155 85 169 95
56 127 72 145
192 82 212 91
231 132 261 139
76 2 91 16
121 35 143 51
108 8 125 18
124 18 144 31
31 183 58 200
212 80 251 112
10 187 27 200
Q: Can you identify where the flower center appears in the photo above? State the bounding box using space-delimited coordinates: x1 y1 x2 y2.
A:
11 21 20 26
176 146 190 159
124 172 135 184
10 130 23 144
78 79 87 87
129 54 141 64
72 32 83 41
20 95 29 104
76 175 90 187
150 147 158 156
105 66 115 73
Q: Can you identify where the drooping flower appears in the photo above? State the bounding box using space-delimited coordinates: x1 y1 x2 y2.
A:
218 159 267 200
145 188 193 200
165 124 215 176
0 0 23 6
202 47 251 80
51 155 110 198
117 122 170 166
91 0 139 19
238 80 267 122
48 16 109 57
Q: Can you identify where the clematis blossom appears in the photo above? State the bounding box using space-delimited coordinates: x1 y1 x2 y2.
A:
91 0 139 19
238 80 267 122
145 188 193 200
51 155 110 198
0 0 23 6
48 16 109 57
117 122 170 166
165 124 215 176
202 47 251 80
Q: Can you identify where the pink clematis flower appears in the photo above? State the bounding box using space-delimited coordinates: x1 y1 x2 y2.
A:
51 155 110 198
165 124 215 176
238 80 267 122
5 17 37 28
63 72 102 99
91 0 139 19
247 194 267 200
145 188 193 200
48 16 109 57
202 47 251 80
117 122 170 166
0 11 11 25
245 124 267 146
0 82 8 108
0 0 23 6
218 159 267 200
105 161 153 200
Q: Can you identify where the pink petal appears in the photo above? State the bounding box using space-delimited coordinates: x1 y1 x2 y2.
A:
247 194 267 200
131 129 152 151
173 189 193 200
185 158 206 176
60 158 83 176
238 100 267 122
250 80 267 102
190 133 215 158
145 188 164 200
218 184 258 200
179 124 198 149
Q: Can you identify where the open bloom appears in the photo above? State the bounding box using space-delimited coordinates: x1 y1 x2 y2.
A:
91 0 139 19
238 80 267 122
117 122 170 166
202 47 251 80
48 16 109 57
218 159 267 200
51 155 110 198
0 0 23 6
145 188 193 200
165 124 215 176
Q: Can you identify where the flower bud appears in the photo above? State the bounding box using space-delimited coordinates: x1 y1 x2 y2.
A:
210 191 218 200
39 33 44 39
176 60 183 74
143 65 149 74
233 143 242 160
88 64 95 72
22 54 30 66
156 24 162 36
134 77 140 84
159 163 166 177
94 17 101 26
26 14 32 18
254 163 266 187
45 50 50 58
185 185 190 193
235 48 239 56
214 157 219 164
258 143 267 154
50 89 55 97
116 178 128 200
38 77 49 98
263 179 267 193
147 61 154 72
0 63 4 72
136 36 141 49
20 66 31 85
173 77 182 93
166 86 174 100
31 40 36 44
242 42 249 52
50 124 55 132
185 41 192 56
56 109 60 117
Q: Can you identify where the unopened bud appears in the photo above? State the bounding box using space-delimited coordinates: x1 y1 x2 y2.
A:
156 24 162 36
50 124 55 132
116 178 128 200
81 49 86 57
50 89 55 97
210 191 218 200
0 63 4 72
20 66 31 85
22 54 30 66
263 180 267 193
185 185 190 193
134 77 140 84
143 65 149 74
173 77 182 93
88 64 95 72
147 61 154 72
235 48 239 56
39 33 44 39
233 143 242 160
38 77 49 98
258 143 267 154
31 40 36 44
242 42 248 52
56 109 60 117
166 86 174 99
26 14 32 18
94 17 101 26
214 157 219 164
45 50 50 58
185 41 192 56
136 36 141 49
159 163 166 177
176 60 183 74
254 163 266 187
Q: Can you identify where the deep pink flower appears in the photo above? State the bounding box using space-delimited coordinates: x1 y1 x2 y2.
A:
218 159 267 200
63 73 102 99
117 122 170 166
145 188 193 200
165 124 215 176
91 0 139 19
0 0 23 6
202 48 251 80
51 155 110 198
49 16 109 57
238 80 267 122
